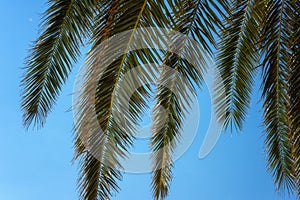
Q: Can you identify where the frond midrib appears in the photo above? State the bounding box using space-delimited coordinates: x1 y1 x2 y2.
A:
102 0 148 134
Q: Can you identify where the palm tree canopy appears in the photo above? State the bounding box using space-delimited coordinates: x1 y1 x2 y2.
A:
21 0 300 199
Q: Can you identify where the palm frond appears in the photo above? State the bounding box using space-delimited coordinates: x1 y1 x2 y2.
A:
74 2 123 199
260 0 296 194
214 0 262 131
150 1 226 199
286 0 300 195
73 1 168 199
21 0 98 128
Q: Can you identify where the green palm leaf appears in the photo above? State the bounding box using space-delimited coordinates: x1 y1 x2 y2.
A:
286 1 300 194
215 0 300 195
21 0 99 128
260 0 298 194
215 0 262 130
151 1 226 199
73 1 167 199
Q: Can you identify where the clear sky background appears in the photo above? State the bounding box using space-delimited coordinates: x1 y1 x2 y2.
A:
0 1 297 200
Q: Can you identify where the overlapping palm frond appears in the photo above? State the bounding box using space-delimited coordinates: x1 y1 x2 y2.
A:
21 0 300 199
21 0 99 128
215 0 300 195
150 1 227 199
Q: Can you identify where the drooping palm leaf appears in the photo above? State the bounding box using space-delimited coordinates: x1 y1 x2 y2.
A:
215 0 262 131
284 0 300 195
21 0 99 128
260 0 298 194
73 1 168 199
74 2 122 199
151 1 227 199
214 0 300 196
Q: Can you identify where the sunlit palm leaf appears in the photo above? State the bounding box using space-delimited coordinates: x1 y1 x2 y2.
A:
73 1 167 199
74 2 122 199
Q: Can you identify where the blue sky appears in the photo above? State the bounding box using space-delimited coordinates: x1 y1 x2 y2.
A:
0 1 296 200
